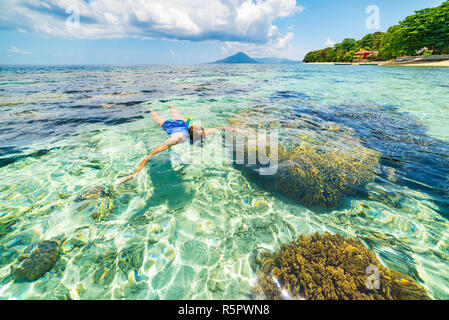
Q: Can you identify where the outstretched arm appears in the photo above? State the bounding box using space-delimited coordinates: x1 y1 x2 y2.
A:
116 136 182 185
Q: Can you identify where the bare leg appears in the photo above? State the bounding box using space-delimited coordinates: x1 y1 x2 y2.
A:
168 105 186 121
150 110 166 126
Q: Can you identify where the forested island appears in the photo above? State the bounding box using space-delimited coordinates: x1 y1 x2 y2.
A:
304 1 449 63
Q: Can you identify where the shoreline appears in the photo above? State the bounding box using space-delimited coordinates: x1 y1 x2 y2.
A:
305 60 449 67
379 60 449 67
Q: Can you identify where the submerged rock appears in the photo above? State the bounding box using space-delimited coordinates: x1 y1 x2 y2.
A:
118 244 145 276
11 240 60 281
252 233 430 300
76 185 116 220
92 249 118 286
76 185 114 202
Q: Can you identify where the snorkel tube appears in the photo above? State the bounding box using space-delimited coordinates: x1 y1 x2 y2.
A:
185 116 192 131
186 116 194 145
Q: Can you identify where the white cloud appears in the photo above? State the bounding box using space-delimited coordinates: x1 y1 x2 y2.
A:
9 46 31 55
9 46 20 54
221 31 301 60
297 4 305 13
1 0 304 46
325 38 336 47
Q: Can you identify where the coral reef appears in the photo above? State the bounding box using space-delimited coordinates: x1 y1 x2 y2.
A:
11 240 60 281
275 143 379 209
227 105 380 209
252 233 430 300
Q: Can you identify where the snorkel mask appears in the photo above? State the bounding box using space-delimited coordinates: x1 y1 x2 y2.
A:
186 116 204 147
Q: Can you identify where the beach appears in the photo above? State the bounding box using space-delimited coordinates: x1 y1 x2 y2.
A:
305 59 449 67
379 60 449 67
303 62 336 65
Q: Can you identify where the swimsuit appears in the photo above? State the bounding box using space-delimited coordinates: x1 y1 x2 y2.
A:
161 118 202 146
162 119 188 136
162 119 189 140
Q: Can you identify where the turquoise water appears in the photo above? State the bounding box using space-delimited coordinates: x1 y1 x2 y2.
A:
0 64 448 299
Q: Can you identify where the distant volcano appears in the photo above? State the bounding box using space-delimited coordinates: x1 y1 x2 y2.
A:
212 51 300 64
213 52 259 64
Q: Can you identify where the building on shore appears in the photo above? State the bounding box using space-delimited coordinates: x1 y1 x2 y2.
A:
354 49 379 62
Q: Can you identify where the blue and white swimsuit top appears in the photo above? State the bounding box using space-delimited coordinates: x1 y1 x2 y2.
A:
161 119 188 137
161 117 203 146
162 119 197 145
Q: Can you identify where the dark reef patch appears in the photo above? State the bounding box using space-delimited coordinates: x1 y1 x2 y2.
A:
296 103 449 215
270 90 310 102
0 148 57 168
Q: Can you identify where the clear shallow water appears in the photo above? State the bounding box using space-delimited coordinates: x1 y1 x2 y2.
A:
0 64 448 299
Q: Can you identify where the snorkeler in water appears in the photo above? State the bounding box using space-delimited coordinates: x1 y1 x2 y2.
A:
116 105 241 185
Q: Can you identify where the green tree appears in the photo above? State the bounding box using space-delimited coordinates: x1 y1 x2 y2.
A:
359 34 374 50
399 0 449 54
367 54 379 61
371 32 385 50
336 38 358 52
343 51 355 62
326 50 337 62
379 25 407 60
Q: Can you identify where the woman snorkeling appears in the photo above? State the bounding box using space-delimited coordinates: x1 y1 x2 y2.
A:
116 105 241 185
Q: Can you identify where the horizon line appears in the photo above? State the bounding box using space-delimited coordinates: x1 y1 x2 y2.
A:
0 62 305 67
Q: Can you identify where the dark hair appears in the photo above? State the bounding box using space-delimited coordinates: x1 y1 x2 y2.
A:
188 125 205 142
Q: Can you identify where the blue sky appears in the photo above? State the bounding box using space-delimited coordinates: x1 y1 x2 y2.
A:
0 0 443 64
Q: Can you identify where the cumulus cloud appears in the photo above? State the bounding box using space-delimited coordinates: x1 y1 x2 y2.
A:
1 0 303 46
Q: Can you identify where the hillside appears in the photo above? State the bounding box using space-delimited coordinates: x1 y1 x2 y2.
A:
304 0 449 63
214 52 259 64
213 52 301 64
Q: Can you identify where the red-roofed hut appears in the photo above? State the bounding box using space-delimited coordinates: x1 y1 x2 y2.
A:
354 50 378 61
